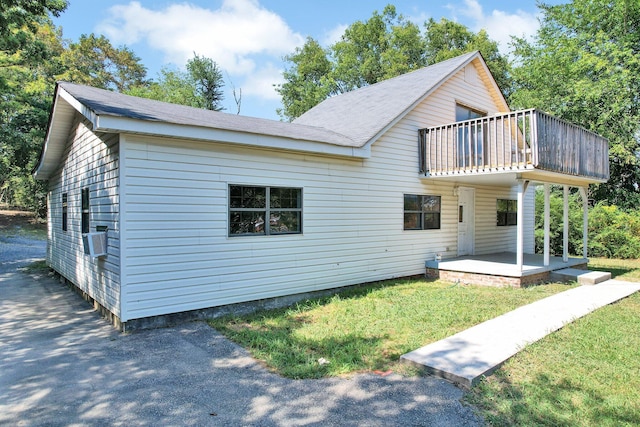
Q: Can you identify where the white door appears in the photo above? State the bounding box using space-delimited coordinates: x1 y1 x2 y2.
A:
458 187 475 256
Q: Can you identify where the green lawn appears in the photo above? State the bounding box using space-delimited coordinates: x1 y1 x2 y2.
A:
209 279 573 379
465 258 640 426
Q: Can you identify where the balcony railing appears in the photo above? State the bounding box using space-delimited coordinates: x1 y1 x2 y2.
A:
418 109 609 181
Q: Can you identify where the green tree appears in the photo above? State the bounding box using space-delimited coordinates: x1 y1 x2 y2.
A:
128 53 226 111
57 34 147 91
424 18 511 98
331 5 426 93
276 5 508 121
1 1 66 213
275 37 333 121
186 53 225 111
510 0 640 209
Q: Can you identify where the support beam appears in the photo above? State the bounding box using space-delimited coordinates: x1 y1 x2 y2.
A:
517 180 530 271
563 185 569 262
544 184 550 266
579 187 588 260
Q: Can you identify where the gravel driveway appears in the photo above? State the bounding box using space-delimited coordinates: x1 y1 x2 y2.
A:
0 229 482 426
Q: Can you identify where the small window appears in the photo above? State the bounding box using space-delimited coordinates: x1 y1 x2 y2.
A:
229 185 302 236
62 193 68 231
497 199 517 226
81 188 90 233
404 194 441 230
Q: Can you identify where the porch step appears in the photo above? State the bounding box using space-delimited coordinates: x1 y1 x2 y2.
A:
551 268 611 285
400 280 640 389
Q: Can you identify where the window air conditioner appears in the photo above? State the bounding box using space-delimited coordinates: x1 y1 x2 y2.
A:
82 232 108 258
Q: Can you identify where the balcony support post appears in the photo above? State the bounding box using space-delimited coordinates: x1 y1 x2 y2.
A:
563 185 569 262
579 187 588 260
543 183 550 267
517 179 530 271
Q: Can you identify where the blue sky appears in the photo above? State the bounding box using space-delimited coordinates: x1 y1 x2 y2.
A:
53 0 559 120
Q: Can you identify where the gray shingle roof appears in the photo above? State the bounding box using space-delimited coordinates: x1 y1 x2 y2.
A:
58 82 358 147
294 51 479 147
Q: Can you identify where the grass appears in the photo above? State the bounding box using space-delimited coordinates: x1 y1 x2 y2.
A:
589 257 640 282
467 290 640 426
466 257 640 426
209 279 573 379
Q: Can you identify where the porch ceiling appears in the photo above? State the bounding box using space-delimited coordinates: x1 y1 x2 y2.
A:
422 167 605 187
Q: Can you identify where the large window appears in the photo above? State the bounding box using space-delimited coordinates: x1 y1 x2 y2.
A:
62 193 68 231
81 188 90 233
229 185 302 236
404 194 441 230
497 199 517 226
456 104 487 168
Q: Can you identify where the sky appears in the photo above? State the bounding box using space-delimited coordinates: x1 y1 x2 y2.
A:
53 0 560 120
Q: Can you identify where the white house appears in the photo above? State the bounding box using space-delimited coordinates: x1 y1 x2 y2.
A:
34 51 609 330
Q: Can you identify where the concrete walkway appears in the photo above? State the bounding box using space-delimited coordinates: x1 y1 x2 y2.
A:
401 280 640 389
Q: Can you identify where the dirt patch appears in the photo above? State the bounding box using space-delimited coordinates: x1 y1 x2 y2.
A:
0 207 46 233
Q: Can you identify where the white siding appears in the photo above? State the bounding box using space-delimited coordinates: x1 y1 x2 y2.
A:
119 63 534 321
47 116 121 316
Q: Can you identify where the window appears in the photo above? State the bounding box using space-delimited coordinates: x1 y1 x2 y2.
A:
404 194 441 230
81 188 90 233
497 199 517 226
456 104 487 168
62 193 68 231
229 185 302 236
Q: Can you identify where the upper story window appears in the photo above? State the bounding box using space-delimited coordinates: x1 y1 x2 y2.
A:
456 104 487 168
404 194 441 230
62 193 68 232
497 199 517 226
81 188 90 233
229 185 302 236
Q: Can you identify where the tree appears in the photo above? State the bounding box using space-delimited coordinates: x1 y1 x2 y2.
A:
57 34 147 92
510 0 640 209
276 5 508 121
424 18 511 98
331 5 427 93
128 53 226 111
275 37 333 120
1 1 67 213
186 53 225 111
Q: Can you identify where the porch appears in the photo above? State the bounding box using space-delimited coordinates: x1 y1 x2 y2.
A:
425 252 589 287
418 109 610 274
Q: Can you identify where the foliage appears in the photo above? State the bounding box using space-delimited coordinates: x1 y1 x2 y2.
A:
467 290 640 426
424 18 511 98
128 53 226 111
1 19 65 214
210 279 570 379
510 0 640 208
534 188 640 259
57 34 147 92
276 5 509 121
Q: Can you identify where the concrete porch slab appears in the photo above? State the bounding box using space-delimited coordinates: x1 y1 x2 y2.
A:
400 280 640 389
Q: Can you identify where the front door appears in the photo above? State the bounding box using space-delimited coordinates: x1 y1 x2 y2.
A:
457 187 475 256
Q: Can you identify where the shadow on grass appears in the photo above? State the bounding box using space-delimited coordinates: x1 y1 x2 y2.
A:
468 370 638 426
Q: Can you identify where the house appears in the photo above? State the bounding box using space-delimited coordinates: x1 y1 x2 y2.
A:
34 51 609 330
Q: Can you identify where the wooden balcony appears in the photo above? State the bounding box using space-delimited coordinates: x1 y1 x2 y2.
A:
418 109 609 184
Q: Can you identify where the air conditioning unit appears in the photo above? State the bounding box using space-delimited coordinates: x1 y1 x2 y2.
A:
82 232 108 258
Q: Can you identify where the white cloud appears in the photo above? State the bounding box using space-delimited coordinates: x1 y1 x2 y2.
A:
321 23 347 47
96 0 304 75
238 62 283 101
447 0 540 53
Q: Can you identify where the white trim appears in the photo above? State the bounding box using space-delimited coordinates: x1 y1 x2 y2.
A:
580 187 588 259
119 135 129 322
96 116 370 159
543 183 550 266
563 185 569 262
